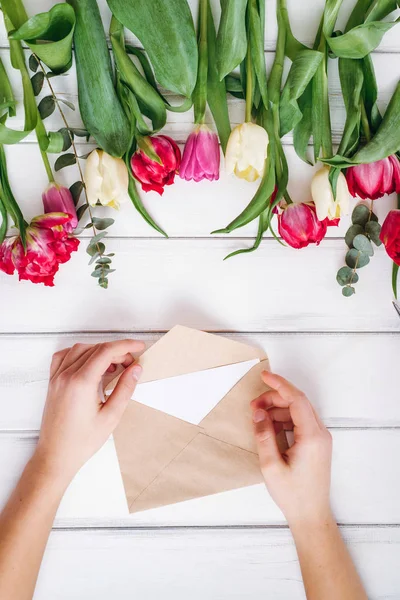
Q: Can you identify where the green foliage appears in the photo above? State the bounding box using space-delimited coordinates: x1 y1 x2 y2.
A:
67 0 131 157
54 152 76 171
107 0 198 97
338 202 381 297
9 3 76 74
38 96 55 119
216 0 248 80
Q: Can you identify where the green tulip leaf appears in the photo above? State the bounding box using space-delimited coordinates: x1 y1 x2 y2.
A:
9 4 76 74
216 0 248 81
249 0 268 108
280 49 323 137
106 0 198 98
67 0 131 158
327 19 399 59
293 83 313 164
110 18 166 135
337 58 363 157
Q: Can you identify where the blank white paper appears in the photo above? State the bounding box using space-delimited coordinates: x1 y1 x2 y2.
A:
132 359 260 425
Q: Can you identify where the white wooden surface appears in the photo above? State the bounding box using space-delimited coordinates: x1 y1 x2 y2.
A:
1 1 400 598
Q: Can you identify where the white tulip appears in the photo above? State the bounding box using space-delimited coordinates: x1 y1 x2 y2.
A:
85 149 129 209
225 122 269 182
311 166 350 221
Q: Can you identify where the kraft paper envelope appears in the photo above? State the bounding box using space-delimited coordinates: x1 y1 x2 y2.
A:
107 326 287 513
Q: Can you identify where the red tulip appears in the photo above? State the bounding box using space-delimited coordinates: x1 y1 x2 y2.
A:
278 202 328 249
0 213 79 286
346 155 400 200
131 135 181 195
180 125 220 182
42 183 78 232
380 209 400 266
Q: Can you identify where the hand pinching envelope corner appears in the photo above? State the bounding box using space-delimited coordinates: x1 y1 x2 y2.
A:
106 326 287 513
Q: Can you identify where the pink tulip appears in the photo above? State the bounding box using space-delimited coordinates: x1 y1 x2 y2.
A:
380 209 400 266
0 213 79 286
131 135 181 195
346 155 400 200
180 125 220 182
42 183 78 232
278 202 328 249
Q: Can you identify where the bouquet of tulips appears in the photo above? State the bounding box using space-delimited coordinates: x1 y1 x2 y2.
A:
0 0 399 298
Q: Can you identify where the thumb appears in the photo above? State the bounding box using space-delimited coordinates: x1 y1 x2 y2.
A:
102 364 142 425
253 409 285 472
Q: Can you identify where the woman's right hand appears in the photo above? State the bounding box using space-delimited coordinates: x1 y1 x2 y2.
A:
251 371 333 527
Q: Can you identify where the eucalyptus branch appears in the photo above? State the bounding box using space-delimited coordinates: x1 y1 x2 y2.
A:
33 55 114 288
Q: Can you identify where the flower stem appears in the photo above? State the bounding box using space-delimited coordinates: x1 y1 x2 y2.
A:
245 48 253 122
35 55 104 259
193 0 208 124
360 99 372 142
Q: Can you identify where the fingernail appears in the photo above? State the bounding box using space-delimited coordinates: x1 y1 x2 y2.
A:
253 409 266 423
132 365 142 381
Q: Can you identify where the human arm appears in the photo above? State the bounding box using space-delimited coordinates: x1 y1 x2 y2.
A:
0 339 144 600
251 371 367 600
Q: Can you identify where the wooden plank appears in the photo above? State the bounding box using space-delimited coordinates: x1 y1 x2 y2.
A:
0 430 399 526
1 48 399 143
3 143 396 240
0 332 398 430
2 0 399 53
31 527 400 600
0 239 397 333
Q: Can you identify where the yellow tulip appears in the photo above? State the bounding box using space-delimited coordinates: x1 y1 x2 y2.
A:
85 149 129 209
225 122 269 182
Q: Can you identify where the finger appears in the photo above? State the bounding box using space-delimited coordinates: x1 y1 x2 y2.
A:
251 389 283 410
78 340 145 381
56 343 95 374
101 363 142 426
252 408 285 471
268 407 292 423
261 372 320 437
50 348 70 378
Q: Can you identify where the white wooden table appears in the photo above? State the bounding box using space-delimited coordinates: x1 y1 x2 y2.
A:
1 1 400 598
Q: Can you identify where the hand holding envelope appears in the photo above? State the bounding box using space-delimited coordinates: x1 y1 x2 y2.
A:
106 326 287 513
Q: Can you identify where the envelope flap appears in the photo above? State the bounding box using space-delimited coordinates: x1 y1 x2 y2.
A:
137 326 266 383
113 401 199 509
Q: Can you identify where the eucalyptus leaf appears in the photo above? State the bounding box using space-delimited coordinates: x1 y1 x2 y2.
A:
346 248 370 268
38 96 55 119
353 233 374 256
70 181 84 206
216 0 248 80
76 204 88 221
54 152 76 171
87 241 105 257
365 220 382 245
106 0 198 97
31 72 44 96
9 4 76 74
58 98 75 111
342 286 356 297
352 203 370 226
92 217 115 230
345 223 364 247
29 54 39 73
337 266 359 285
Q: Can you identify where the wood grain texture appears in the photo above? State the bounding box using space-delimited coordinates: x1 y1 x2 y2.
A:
0 430 399 526
0 239 398 333
3 143 396 240
0 332 398 429
32 527 400 599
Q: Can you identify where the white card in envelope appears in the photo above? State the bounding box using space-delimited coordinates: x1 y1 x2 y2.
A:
132 358 260 425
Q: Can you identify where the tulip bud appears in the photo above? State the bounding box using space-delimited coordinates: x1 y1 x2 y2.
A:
42 183 78 233
85 149 129 209
346 155 400 200
380 209 400 266
311 166 350 221
225 122 269 182
131 135 181 195
180 125 220 182
278 202 328 249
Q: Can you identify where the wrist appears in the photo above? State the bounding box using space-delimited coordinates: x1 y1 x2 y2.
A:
287 507 336 537
29 448 74 495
